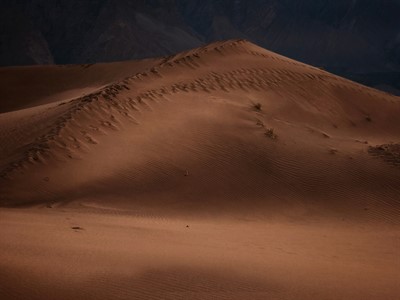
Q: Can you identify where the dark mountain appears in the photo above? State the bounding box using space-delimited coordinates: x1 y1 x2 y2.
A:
1 0 399 93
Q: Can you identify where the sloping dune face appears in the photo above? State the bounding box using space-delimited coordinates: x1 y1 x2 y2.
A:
0 58 162 113
1 40 399 221
0 40 400 300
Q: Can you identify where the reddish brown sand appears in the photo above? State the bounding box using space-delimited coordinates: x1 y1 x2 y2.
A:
1 40 399 299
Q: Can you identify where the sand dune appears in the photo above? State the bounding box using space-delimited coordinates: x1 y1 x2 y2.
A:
0 58 162 113
1 40 399 299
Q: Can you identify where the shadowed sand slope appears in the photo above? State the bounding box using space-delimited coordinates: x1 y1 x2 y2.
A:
0 58 162 113
0 40 400 299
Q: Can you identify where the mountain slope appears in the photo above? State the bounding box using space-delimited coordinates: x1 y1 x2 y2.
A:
4 0 399 70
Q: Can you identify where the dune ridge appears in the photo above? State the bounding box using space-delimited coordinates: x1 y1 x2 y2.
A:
1 40 400 222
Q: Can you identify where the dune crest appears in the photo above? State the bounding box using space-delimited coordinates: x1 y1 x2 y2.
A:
1 39 400 223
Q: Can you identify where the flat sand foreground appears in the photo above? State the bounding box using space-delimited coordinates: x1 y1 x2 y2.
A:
1 207 399 300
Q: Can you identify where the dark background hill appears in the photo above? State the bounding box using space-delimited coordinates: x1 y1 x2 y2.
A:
1 0 399 94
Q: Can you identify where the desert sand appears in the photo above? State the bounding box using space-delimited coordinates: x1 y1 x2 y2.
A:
0 40 399 299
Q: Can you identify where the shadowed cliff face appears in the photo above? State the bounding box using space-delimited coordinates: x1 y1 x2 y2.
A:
1 0 400 93
0 0 203 64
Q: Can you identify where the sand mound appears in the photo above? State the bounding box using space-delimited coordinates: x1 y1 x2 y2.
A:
1 40 400 300
1 39 399 222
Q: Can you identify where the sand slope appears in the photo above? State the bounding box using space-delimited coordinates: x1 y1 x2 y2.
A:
0 40 399 299
1 208 399 300
0 58 161 113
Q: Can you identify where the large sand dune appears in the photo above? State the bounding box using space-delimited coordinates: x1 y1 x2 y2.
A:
1 40 399 299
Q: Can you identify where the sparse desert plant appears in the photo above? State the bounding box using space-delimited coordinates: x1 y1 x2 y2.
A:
256 119 265 127
253 102 262 111
265 128 277 139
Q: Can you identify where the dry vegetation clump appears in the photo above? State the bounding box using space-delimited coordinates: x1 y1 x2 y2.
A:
256 119 264 127
265 128 277 139
253 102 262 111
368 143 400 166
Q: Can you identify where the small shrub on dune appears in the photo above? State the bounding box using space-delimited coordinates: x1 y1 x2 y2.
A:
265 128 277 139
256 119 265 127
253 103 262 111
